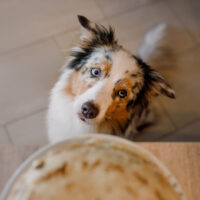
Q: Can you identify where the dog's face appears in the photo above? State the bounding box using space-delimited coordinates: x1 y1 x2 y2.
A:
64 16 175 134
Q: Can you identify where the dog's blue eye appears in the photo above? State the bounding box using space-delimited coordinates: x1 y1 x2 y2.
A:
91 68 101 77
118 89 127 98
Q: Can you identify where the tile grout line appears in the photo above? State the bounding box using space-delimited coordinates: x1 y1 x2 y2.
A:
0 15 108 58
0 36 54 57
51 35 72 59
103 0 162 22
175 44 200 56
94 0 109 22
0 0 162 58
51 15 109 59
51 36 66 58
158 98 178 130
0 30 77 57
157 42 200 137
165 0 200 46
4 107 47 127
2 125 13 145
157 117 200 140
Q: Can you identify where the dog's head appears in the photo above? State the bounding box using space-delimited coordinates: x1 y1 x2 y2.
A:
64 16 175 134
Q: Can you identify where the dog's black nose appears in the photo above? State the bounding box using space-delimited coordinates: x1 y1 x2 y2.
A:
81 102 99 119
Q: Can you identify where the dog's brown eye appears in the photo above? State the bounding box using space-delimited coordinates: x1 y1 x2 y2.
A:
91 68 101 77
118 89 127 98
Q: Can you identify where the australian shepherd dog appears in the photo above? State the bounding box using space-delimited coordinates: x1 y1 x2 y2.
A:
47 15 175 143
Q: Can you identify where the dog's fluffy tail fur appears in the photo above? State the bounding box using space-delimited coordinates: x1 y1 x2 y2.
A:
138 23 176 68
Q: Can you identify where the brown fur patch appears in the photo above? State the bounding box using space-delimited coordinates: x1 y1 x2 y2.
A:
106 102 129 122
96 75 144 133
100 60 111 76
104 78 136 126
64 69 91 97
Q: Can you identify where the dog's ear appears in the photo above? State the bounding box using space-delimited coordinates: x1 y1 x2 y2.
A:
77 15 99 40
147 69 175 99
135 57 175 100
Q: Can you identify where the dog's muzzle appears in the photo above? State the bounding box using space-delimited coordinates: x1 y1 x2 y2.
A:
81 101 99 119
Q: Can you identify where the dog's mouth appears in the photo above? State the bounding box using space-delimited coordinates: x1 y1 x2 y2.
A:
79 113 86 122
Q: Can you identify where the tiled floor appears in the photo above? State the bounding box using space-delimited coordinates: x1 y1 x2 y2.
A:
0 0 200 144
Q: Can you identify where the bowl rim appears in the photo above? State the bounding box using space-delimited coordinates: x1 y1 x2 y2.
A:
1 134 186 200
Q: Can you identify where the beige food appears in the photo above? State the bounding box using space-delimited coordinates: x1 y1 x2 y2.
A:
7 139 183 200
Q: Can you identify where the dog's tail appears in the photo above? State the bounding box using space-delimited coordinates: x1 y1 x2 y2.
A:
138 23 176 68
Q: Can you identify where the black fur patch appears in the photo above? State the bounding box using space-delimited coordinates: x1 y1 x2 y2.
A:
104 72 110 78
78 15 91 30
126 100 134 111
136 121 155 132
132 56 155 108
69 51 93 71
105 54 112 62
115 79 121 85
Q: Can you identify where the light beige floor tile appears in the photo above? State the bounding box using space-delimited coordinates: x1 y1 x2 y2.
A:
108 1 195 55
0 127 11 145
0 0 104 54
0 39 63 125
160 47 200 129
54 30 80 56
167 0 200 43
7 110 48 145
95 0 157 18
133 99 176 141
0 146 39 194
160 120 200 141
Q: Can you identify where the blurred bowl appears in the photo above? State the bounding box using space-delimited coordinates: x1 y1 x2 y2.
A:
1 134 185 200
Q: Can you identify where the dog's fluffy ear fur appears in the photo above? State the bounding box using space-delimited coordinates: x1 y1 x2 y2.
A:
78 15 98 40
147 69 175 99
134 56 175 104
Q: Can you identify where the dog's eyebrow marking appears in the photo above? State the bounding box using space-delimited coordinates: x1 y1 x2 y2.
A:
104 73 110 78
81 68 88 75
115 79 121 85
125 70 129 74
